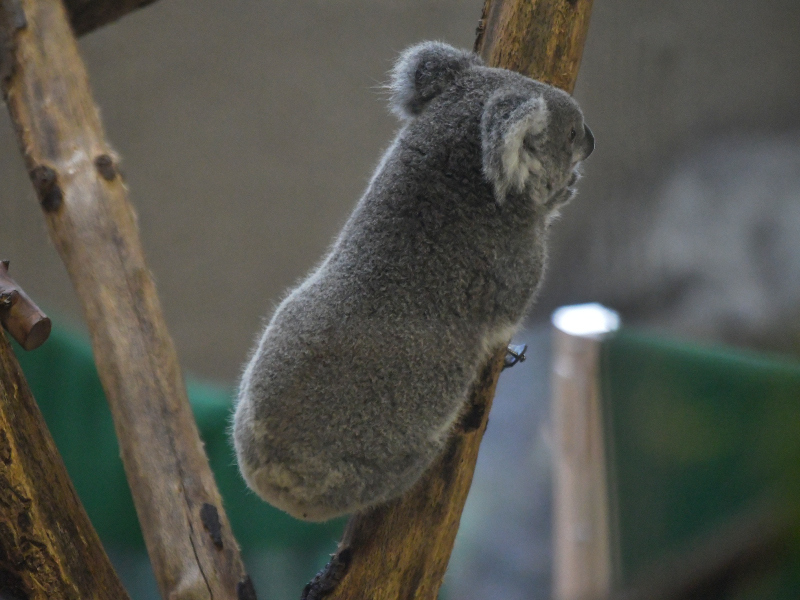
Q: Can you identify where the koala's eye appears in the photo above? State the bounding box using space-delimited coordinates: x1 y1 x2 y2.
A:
569 128 577 143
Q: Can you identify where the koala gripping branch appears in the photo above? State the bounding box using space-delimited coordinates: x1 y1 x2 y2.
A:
0 1 250 599
306 2 595 599
303 352 507 600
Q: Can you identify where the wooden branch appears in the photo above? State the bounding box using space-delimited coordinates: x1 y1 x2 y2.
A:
0 261 51 350
303 4 595 598
63 0 160 36
0 329 130 599
474 0 595 94
0 2 250 599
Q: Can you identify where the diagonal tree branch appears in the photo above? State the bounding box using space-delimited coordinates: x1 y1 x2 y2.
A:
0 1 251 599
303 1 595 598
0 328 130 600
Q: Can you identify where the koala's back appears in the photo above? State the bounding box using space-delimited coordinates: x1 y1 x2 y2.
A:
236 118 547 520
233 41 592 521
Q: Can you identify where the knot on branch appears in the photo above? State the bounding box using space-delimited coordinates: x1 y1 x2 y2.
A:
29 165 63 212
94 154 117 181
199 502 223 549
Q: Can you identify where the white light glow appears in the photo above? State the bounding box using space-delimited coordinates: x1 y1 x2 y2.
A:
551 303 620 338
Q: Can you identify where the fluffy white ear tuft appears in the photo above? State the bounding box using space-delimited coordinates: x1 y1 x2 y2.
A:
481 91 548 204
389 41 482 120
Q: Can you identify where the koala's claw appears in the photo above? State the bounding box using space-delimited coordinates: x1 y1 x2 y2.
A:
503 344 528 369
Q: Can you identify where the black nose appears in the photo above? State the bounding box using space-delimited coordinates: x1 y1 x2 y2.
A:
583 124 595 158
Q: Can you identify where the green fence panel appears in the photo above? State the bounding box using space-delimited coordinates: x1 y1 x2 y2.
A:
602 330 800 597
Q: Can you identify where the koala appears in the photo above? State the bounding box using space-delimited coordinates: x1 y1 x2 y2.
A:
233 41 593 521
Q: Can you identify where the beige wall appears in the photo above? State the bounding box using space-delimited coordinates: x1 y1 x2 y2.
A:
1 0 798 380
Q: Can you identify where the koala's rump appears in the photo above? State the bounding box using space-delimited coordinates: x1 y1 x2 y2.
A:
235 275 479 519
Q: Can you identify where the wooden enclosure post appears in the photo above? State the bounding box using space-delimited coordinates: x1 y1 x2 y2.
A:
551 304 619 600
303 2 595 598
0 1 251 599
0 331 130 600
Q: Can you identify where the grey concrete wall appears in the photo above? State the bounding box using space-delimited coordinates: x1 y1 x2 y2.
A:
1 0 798 380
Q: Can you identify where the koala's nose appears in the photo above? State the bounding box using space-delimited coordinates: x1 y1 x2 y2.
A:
583 124 595 158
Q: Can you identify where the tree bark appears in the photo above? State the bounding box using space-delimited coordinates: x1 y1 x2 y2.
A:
0 1 251 599
304 3 595 598
64 0 160 37
0 331 130 600
475 0 594 94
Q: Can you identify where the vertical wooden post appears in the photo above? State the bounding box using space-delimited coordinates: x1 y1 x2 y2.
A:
551 303 619 600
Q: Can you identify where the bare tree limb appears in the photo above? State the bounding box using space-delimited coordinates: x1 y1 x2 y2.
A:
64 0 159 36
0 1 251 599
304 4 595 597
475 0 594 94
0 329 130 600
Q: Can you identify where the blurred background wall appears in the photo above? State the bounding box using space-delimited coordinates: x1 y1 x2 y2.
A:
1 0 798 381
1 0 798 598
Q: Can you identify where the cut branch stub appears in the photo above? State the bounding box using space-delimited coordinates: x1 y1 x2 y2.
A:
0 261 51 350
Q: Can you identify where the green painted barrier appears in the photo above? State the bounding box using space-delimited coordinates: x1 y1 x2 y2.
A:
602 330 800 597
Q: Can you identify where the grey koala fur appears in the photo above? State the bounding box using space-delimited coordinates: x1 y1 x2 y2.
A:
233 41 593 521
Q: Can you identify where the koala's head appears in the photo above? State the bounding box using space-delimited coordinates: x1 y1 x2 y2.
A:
389 41 594 207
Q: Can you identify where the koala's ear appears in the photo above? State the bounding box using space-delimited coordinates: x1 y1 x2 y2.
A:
389 41 482 120
481 90 548 204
